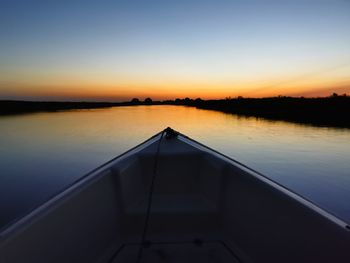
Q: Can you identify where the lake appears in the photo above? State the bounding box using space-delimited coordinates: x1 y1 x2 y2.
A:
0 105 350 228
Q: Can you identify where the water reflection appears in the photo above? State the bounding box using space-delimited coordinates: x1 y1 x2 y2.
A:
0 105 350 227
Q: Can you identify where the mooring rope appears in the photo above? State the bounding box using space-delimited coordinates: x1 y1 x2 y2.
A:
136 129 166 263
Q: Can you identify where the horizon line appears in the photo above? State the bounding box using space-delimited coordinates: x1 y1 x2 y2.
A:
1 93 348 104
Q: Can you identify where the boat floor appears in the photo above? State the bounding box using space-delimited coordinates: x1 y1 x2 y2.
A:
110 241 240 263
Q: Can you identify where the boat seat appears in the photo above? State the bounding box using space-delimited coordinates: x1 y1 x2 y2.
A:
120 193 221 238
126 194 217 214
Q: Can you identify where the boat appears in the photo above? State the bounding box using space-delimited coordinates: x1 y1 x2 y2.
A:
0 127 349 263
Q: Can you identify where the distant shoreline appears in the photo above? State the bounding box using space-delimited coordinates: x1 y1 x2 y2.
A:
1 96 349 128
0 100 158 115
182 96 350 128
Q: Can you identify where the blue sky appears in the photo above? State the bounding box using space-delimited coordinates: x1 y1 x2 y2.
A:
1 0 350 100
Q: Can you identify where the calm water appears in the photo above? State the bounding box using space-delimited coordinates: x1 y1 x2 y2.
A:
1 105 350 228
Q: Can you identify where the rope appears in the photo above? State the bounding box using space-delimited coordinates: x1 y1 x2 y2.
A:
136 130 165 263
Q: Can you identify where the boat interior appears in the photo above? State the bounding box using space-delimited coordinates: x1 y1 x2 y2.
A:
1 130 349 263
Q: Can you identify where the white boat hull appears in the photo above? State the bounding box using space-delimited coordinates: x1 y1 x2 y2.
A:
1 128 349 262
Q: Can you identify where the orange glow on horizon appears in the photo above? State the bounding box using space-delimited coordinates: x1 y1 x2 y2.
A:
1 79 349 101
1 65 350 101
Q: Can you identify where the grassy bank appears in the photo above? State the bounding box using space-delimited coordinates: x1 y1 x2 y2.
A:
1 96 349 128
175 96 350 128
0 100 158 115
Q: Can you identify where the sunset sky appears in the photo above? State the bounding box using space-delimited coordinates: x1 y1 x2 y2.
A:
1 0 350 101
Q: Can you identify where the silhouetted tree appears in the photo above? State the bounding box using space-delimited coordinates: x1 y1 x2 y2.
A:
194 98 203 106
184 97 191 104
144 97 153 105
131 98 140 104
